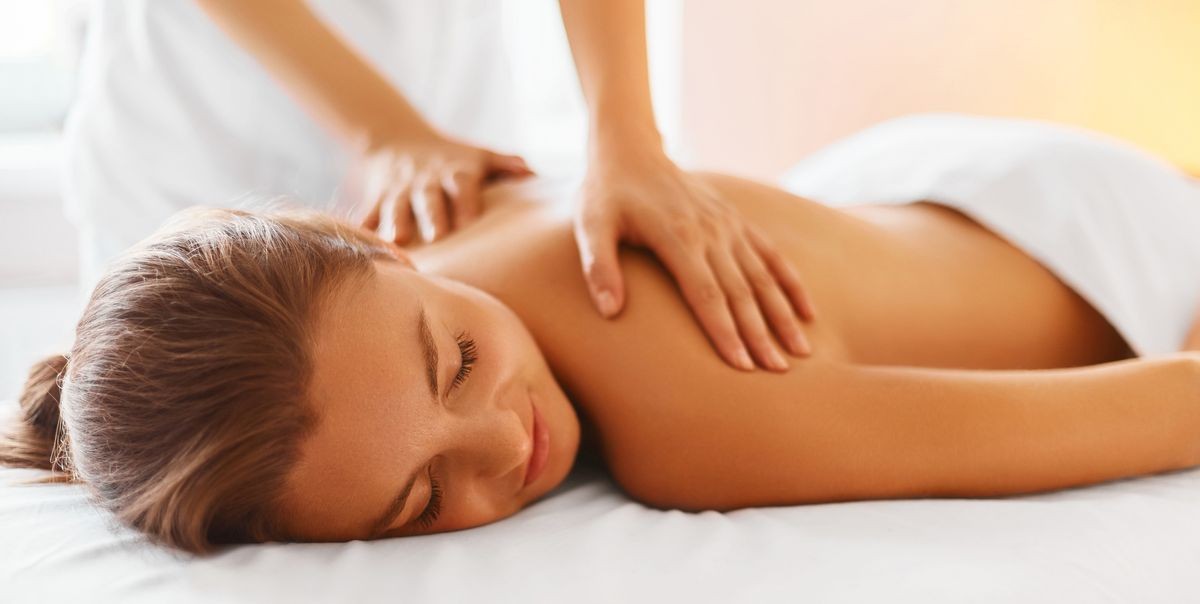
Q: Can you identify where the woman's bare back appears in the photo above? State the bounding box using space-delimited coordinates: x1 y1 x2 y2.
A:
816 198 1133 369
415 172 1131 374
411 173 1196 510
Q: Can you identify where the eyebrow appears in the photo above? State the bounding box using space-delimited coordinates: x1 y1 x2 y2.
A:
367 305 437 537
418 307 438 398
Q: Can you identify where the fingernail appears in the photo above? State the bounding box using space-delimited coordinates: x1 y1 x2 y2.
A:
596 290 618 317
767 347 789 371
735 348 755 371
790 332 811 356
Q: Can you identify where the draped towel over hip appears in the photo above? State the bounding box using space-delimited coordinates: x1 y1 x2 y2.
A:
781 114 1200 356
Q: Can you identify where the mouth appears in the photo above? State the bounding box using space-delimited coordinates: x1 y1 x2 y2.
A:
523 390 551 487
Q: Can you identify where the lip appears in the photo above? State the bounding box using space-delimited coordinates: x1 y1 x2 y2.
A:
523 391 551 487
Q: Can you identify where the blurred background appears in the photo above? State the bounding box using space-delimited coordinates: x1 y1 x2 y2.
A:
0 0 1197 400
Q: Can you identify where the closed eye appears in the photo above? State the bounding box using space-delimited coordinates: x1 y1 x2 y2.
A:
411 465 443 531
451 331 477 392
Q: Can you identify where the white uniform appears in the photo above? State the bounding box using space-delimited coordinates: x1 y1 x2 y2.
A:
64 0 515 289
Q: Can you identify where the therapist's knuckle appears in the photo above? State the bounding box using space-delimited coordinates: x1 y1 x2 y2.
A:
660 203 690 221
726 283 754 304
398 155 418 175
668 221 699 246
695 282 725 305
747 269 777 292
758 244 785 267
697 217 723 239
388 167 412 187
702 204 726 223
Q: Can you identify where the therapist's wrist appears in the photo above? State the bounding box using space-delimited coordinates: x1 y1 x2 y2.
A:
586 138 675 179
588 119 663 162
351 110 442 156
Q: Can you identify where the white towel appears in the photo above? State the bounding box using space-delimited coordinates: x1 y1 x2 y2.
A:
781 114 1200 356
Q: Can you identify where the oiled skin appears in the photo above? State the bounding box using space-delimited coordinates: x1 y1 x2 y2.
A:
416 173 1130 382
409 173 1177 509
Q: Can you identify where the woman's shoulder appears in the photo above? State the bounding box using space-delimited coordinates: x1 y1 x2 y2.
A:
412 176 578 284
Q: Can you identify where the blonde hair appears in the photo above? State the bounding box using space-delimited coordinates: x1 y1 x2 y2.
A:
0 206 395 553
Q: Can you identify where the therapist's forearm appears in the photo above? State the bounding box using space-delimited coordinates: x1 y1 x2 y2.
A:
559 0 662 157
195 0 434 153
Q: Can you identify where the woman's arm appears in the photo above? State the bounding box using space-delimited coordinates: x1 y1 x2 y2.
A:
608 354 1200 510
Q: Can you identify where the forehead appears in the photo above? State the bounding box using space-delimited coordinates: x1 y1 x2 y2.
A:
311 263 422 406
285 263 428 538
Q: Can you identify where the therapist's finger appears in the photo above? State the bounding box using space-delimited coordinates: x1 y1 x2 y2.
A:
486 151 535 178
361 168 395 232
375 186 397 242
362 197 382 231
747 226 815 321
709 246 789 372
375 180 408 244
734 238 810 357
387 183 416 245
360 166 389 231
444 170 483 229
649 230 754 371
573 209 624 318
413 176 449 242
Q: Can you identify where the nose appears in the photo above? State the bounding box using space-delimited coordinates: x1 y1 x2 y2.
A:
454 397 531 480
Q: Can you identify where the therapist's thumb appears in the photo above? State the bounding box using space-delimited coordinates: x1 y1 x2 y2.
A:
486 151 534 177
574 215 624 319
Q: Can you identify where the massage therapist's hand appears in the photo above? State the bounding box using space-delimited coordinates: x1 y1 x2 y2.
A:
359 133 533 244
574 147 815 372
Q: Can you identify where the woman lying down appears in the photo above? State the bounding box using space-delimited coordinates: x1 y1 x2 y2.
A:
4 115 1200 553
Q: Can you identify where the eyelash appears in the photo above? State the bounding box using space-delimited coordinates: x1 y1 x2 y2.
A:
410 333 474 532
450 331 478 392
413 467 443 531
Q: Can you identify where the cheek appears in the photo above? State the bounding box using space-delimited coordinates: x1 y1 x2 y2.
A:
442 493 526 533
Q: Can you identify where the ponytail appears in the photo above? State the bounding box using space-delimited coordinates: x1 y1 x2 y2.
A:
0 354 73 478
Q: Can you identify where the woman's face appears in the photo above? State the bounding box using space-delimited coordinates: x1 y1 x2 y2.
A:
283 257 580 541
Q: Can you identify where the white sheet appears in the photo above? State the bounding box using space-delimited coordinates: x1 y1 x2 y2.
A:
5 441 1200 603
8 115 1200 602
